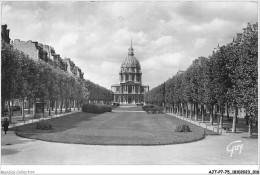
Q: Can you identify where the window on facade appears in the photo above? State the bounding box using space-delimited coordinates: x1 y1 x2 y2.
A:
132 75 134 81
126 75 128 81
116 87 119 91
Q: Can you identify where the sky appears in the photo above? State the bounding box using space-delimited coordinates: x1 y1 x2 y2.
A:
1 1 258 90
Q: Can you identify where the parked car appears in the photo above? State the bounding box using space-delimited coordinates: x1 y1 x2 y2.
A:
113 103 120 106
136 103 144 106
12 106 21 111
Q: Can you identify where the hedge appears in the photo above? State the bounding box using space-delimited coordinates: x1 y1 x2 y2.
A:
82 103 112 113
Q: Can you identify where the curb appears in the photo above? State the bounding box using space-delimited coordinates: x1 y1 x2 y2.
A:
15 131 207 146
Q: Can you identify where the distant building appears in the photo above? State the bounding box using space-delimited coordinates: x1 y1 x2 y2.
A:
177 70 184 75
43 44 56 66
53 54 67 71
3 25 84 79
12 39 68 72
111 41 149 104
192 57 208 66
1 24 11 44
64 58 84 78
233 22 258 44
12 39 48 61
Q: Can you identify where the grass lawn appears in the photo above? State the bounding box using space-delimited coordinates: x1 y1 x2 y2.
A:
15 107 217 145
113 106 144 111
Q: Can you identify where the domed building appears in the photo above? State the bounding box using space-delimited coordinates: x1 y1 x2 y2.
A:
111 41 149 104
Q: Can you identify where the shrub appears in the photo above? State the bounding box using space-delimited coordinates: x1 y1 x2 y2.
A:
82 103 112 113
175 124 191 132
153 106 164 114
36 120 53 130
142 104 155 111
145 107 152 113
143 105 164 114
136 103 144 106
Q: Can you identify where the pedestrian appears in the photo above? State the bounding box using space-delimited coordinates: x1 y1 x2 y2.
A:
2 118 9 134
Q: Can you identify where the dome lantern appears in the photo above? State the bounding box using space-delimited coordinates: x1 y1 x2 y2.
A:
128 38 134 56
121 39 141 69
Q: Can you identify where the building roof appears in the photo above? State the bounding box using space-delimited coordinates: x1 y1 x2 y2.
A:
121 40 141 69
111 84 120 87
121 55 140 69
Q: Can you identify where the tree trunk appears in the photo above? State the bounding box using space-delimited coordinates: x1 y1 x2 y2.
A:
182 103 184 116
177 103 181 116
186 103 189 118
232 106 238 133
182 103 185 116
42 97 45 118
180 103 182 116
69 99 72 112
210 105 213 125
74 100 76 111
178 103 181 116
219 106 223 128
33 96 36 118
226 103 229 121
189 103 192 119
248 119 253 137
55 100 58 115
60 99 63 114
245 112 249 125
8 100 11 123
20 100 22 114
28 96 31 114
194 103 198 121
22 98 25 121
201 104 205 123
236 108 238 123
65 99 67 112
11 98 14 116
52 100 54 111
49 100 51 116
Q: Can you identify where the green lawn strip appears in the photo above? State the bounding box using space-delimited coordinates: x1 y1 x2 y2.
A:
15 112 217 145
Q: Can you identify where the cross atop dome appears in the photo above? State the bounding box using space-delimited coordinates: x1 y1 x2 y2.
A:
128 38 134 56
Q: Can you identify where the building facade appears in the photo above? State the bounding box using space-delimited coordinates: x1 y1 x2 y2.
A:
64 58 84 78
111 42 149 104
12 39 69 72
1 24 11 44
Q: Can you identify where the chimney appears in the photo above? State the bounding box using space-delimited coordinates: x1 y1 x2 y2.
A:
243 28 247 35
236 33 242 42
14 39 20 43
253 22 258 31
246 22 252 32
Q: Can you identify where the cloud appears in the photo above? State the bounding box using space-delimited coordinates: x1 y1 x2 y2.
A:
1 1 258 89
141 52 183 70
193 38 208 49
